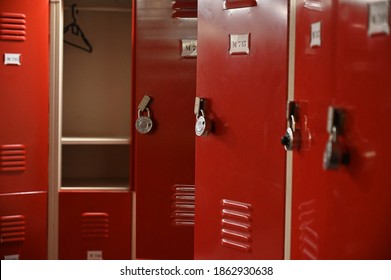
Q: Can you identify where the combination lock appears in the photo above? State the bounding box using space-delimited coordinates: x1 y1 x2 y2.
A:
135 108 153 134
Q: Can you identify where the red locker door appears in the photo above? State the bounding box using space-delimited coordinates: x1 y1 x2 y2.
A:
195 0 288 259
290 0 391 259
58 191 131 260
0 0 48 259
0 0 49 194
0 192 47 259
133 0 197 259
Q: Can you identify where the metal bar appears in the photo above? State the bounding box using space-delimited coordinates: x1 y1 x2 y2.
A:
284 0 297 261
64 7 131 13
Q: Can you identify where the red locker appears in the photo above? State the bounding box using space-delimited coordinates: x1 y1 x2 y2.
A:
57 1 133 260
195 0 288 259
0 0 49 259
290 0 391 259
0 0 49 193
0 192 47 259
58 191 131 260
133 0 197 259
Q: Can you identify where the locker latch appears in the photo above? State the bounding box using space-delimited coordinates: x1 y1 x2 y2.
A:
194 97 210 137
322 106 350 170
281 101 301 151
135 95 153 134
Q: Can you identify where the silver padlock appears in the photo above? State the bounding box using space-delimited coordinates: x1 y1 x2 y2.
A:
195 109 209 137
281 102 301 151
135 108 153 134
281 115 301 151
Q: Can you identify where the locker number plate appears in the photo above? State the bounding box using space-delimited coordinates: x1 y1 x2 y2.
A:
368 1 390 36
87 250 103 260
4 254 19 260
181 39 197 57
229 34 250 55
310 22 322 47
4 53 21 65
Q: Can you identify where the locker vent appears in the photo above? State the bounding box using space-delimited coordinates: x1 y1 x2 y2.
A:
0 12 27 42
172 0 198 18
81 212 109 239
171 185 195 226
221 199 253 252
224 0 257 10
0 215 26 243
0 144 27 172
298 200 318 259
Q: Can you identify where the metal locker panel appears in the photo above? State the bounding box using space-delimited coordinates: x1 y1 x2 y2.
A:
291 0 391 259
58 191 131 260
195 0 288 259
0 0 49 194
0 192 47 260
133 0 196 259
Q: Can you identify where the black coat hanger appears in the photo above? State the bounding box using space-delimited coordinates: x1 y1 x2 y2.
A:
64 4 93 53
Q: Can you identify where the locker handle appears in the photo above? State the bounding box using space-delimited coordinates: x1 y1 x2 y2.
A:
322 107 350 170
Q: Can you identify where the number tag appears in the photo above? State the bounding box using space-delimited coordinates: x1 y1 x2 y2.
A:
368 1 390 36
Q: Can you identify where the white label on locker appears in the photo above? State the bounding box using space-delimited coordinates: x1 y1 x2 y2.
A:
181 39 197 57
87 250 103 260
310 22 322 47
304 0 325 11
368 1 390 36
4 53 21 65
229 34 250 55
4 254 20 260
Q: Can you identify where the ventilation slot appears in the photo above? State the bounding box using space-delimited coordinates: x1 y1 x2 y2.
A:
0 13 26 42
0 144 27 172
224 0 257 10
171 185 195 226
221 199 253 252
0 215 26 243
81 212 109 239
172 0 198 18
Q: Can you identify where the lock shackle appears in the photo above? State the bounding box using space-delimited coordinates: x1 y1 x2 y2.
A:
138 107 150 118
288 115 296 132
196 109 205 118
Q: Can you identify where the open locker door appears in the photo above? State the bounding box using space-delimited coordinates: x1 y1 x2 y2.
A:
290 0 391 259
133 0 197 259
195 0 288 259
0 0 49 259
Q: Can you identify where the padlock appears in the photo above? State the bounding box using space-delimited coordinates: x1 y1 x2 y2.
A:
281 113 301 151
195 110 210 137
281 126 301 151
135 108 153 134
194 97 210 137
281 101 301 151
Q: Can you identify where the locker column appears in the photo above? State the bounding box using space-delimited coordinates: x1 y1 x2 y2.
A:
54 0 133 260
195 0 289 259
289 0 391 259
0 0 49 260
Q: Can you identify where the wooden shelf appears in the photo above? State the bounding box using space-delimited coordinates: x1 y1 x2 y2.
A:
62 178 129 189
62 137 131 145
